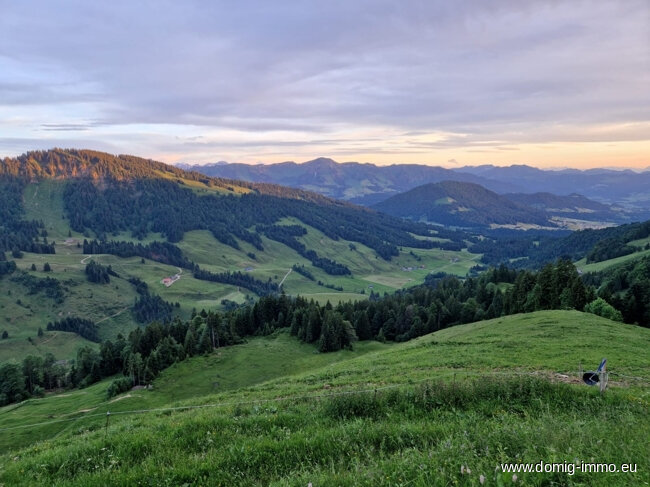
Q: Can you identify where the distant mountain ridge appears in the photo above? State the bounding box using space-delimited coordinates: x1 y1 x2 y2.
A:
453 164 650 207
176 157 517 204
179 159 650 211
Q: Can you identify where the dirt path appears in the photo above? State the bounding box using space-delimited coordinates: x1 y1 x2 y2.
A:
278 268 292 286
30 184 39 206
40 332 58 345
96 307 129 324
80 255 91 264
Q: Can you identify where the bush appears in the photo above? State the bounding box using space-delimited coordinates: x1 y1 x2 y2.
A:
584 298 623 322
106 376 134 398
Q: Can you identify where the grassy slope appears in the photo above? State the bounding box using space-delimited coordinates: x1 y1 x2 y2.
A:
0 311 648 486
178 218 480 300
1 180 479 361
0 333 389 452
575 246 650 273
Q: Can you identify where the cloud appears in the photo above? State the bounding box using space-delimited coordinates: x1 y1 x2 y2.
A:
0 0 648 164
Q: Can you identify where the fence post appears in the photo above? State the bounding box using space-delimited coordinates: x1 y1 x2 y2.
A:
105 411 111 438
599 366 608 395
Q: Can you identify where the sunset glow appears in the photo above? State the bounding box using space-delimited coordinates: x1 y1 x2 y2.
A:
1 1 648 168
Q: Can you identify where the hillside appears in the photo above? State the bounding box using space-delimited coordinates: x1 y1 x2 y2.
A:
0 150 479 361
1 311 648 485
179 157 516 203
474 219 650 268
373 181 552 228
504 192 628 227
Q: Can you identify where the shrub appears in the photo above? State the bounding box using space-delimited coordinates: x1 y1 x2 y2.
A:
584 298 623 322
106 376 134 398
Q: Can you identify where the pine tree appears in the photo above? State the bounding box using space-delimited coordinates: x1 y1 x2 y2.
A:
184 326 197 357
197 325 212 355
207 312 220 349
354 311 371 341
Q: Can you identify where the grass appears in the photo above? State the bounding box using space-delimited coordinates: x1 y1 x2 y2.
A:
628 235 650 248
22 179 76 241
176 222 480 303
0 311 648 485
4 181 481 360
0 332 388 452
575 246 650 273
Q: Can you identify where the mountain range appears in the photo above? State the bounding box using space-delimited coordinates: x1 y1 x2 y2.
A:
176 157 516 205
178 158 650 212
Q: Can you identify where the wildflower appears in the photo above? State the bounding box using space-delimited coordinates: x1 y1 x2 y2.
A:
513 474 518 482
479 474 485 484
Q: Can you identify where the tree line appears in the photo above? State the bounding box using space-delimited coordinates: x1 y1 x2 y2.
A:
61 176 462 265
583 254 650 326
83 239 194 269
1 258 643 408
473 220 650 268
128 277 176 324
260 225 351 275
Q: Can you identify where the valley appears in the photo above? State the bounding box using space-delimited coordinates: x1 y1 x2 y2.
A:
1 150 648 486
2 3 648 484
0 156 481 362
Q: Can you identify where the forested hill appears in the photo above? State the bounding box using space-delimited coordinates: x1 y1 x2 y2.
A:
372 181 552 228
1 149 212 182
474 219 650 267
0 149 465 270
0 149 350 206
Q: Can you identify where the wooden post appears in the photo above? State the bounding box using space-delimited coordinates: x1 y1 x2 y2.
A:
105 411 111 438
599 362 608 395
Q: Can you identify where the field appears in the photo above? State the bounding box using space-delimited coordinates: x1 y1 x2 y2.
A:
0 311 648 485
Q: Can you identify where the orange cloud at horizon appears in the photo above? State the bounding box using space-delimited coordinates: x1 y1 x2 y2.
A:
155 136 650 170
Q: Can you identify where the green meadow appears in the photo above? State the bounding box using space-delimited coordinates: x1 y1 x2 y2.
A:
1 180 481 361
0 311 648 486
575 247 650 273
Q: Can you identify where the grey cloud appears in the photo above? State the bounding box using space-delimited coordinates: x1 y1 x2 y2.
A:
0 0 648 155
40 123 93 132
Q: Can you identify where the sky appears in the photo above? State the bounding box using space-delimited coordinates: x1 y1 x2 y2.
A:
1 0 649 169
